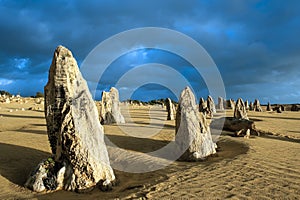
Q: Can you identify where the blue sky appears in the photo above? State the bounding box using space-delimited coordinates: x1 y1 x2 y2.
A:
0 0 299 104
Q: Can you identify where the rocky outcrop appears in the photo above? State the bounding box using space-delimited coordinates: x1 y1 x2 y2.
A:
175 87 216 161
291 104 300 111
253 99 263 112
234 98 249 120
249 101 254 111
199 97 208 116
100 87 125 125
217 96 224 111
207 95 216 118
245 100 249 110
166 98 176 120
225 99 235 110
25 46 115 193
274 105 283 113
267 102 273 111
211 117 259 137
230 99 235 110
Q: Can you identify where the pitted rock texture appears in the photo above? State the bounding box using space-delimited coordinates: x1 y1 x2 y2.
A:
175 87 216 161
100 87 125 124
26 46 115 192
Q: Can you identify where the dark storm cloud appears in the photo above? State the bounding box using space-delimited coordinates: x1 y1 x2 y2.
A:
0 0 299 103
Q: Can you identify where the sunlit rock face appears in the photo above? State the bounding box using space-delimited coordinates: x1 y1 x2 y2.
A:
234 98 249 120
217 96 224 111
25 46 115 192
100 87 125 125
207 95 216 118
176 87 216 161
166 97 176 120
253 99 263 112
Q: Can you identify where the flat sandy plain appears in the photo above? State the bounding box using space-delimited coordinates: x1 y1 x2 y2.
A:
0 99 299 199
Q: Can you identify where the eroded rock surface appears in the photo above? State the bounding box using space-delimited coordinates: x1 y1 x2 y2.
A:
25 46 115 192
234 98 249 120
175 87 216 161
267 102 273 111
217 96 224 111
100 87 125 124
207 95 216 118
211 117 259 137
253 99 263 112
199 97 208 116
249 101 254 111
245 100 249 110
166 98 176 120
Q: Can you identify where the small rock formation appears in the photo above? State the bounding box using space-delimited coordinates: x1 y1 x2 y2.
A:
244 129 251 139
274 105 284 113
25 46 115 193
199 97 208 116
230 99 235 110
35 98 43 104
100 87 125 125
249 101 254 111
211 117 259 137
225 99 235 110
166 98 176 120
291 104 300 111
245 100 249 110
274 106 282 113
207 95 216 118
175 87 216 161
253 99 263 112
267 102 273 111
217 96 224 111
234 98 249 120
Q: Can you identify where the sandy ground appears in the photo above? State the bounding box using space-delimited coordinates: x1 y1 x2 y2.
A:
0 100 299 199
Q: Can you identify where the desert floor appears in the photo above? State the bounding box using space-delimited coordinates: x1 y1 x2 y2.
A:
0 100 299 199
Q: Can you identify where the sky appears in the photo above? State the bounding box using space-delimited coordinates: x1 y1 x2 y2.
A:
0 0 299 104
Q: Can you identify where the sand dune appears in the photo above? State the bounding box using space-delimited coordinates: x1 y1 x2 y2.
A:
0 100 299 199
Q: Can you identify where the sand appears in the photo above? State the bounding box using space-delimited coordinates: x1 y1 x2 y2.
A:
0 100 299 199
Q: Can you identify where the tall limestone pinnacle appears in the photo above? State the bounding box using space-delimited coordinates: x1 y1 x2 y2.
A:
166 97 176 120
175 87 217 161
100 87 125 125
234 98 249 120
25 46 115 192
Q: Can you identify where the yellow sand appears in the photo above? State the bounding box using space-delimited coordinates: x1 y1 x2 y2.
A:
0 100 299 199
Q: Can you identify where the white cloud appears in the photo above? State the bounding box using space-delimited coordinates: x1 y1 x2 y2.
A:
0 78 13 86
13 58 30 70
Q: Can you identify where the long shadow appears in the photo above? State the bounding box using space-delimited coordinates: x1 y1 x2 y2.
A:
105 134 249 161
0 114 44 119
0 143 50 186
116 124 163 130
259 132 300 143
135 121 175 129
126 116 166 121
249 118 263 122
105 134 169 153
288 130 300 133
31 123 46 127
17 129 47 135
252 115 300 121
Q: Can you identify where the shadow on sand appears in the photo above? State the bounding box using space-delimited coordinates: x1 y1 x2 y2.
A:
105 134 170 153
259 133 300 143
252 115 300 121
0 114 44 119
105 134 249 162
16 129 47 135
0 143 50 186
